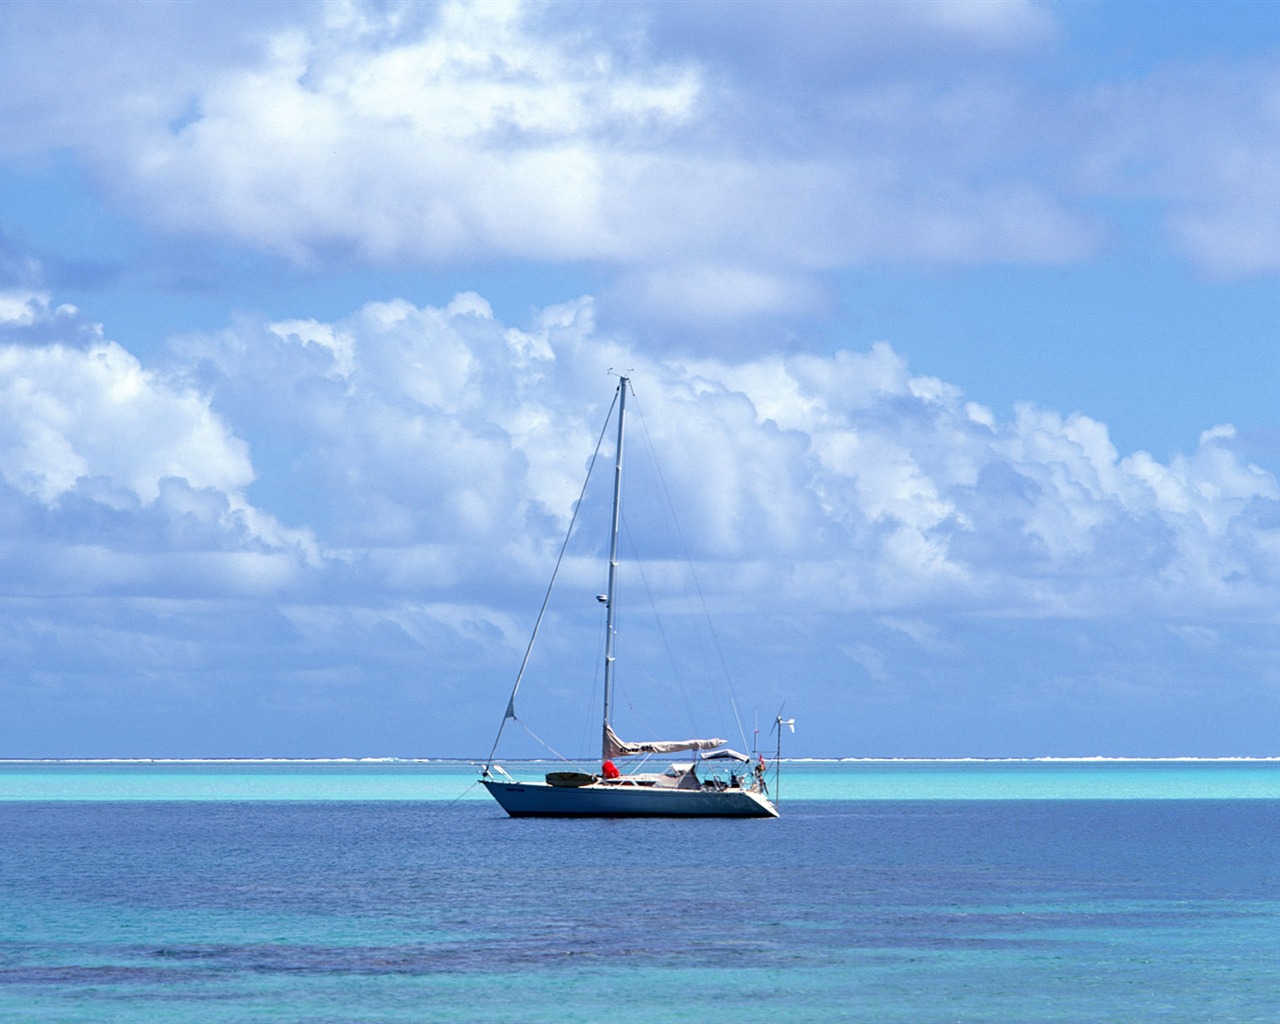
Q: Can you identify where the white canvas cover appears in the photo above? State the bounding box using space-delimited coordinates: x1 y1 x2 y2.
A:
604 724 725 759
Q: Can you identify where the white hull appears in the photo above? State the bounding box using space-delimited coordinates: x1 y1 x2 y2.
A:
481 778 778 818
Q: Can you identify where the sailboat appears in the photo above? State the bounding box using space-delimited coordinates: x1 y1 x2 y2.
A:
480 376 779 818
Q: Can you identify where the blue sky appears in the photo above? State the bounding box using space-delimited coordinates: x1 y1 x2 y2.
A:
0 0 1276 758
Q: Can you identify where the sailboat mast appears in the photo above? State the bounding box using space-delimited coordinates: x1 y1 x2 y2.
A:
602 376 628 759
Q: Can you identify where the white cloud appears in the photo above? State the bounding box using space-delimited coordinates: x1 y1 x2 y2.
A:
3 284 1273 622
0 289 54 327
117 0 701 266
0 286 1274 755
2 0 1270 350
0 293 319 592
0 339 252 505
157 291 1279 623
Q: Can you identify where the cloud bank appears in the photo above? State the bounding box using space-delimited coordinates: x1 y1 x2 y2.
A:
2 0 1274 331
5 283 1276 614
0 284 1247 620
1 285 1274 755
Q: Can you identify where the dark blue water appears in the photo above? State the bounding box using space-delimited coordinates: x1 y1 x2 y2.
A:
2 798 1276 1022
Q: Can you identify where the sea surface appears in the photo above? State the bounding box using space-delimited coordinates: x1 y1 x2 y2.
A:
0 759 1276 1023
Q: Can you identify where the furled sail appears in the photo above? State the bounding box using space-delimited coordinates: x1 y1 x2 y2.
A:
604 724 725 759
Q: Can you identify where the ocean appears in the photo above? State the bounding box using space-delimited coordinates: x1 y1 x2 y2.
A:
0 759 1276 1023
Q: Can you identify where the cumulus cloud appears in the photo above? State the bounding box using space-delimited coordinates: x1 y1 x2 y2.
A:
110 0 1092 281
119 0 702 267
0 291 318 595
158 291 1280 625
0 337 251 506
5 0 1271 347
1 285 1275 755
3 283 1274 622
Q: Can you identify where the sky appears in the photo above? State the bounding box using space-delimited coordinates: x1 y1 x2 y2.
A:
0 0 1276 759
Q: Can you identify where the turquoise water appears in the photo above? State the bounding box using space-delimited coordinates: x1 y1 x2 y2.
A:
1 758 1276 801
1 760 1276 1023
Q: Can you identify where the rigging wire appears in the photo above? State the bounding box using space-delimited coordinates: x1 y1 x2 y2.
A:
631 396 751 754
517 719 580 768
482 386 620 770
617 514 700 738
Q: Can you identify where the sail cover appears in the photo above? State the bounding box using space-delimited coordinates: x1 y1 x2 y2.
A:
604 724 725 759
699 748 750 762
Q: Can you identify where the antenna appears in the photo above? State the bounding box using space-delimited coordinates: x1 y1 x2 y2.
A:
769 704 795 807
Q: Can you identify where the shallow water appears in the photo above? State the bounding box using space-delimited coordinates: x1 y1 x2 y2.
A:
1 757 1275 801
1 761 1276 1023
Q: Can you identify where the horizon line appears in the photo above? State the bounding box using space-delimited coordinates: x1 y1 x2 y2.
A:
1 756 1277 765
